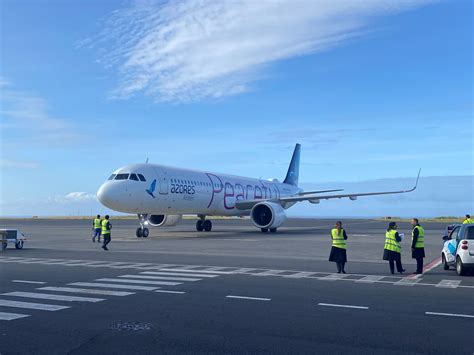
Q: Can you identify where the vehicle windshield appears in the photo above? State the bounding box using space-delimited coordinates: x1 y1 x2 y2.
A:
465 226 474 240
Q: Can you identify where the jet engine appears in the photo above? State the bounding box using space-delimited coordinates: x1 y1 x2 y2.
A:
250 202 286 231
147 214 182 227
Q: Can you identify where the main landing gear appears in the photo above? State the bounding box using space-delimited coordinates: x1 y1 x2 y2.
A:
136 214 149 238
261 228 277 233
196 215 212 232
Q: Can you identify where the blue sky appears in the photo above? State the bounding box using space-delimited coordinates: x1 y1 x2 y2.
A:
0 0 472 217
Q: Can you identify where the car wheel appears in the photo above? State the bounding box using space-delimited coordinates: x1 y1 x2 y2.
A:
456 257 465 276
442 254 449 270
15 241 23 249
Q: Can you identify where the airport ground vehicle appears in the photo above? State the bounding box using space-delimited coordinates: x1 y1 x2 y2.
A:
0 229 26 250
442 224 474 275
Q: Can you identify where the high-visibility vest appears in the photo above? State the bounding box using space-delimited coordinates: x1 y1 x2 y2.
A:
463 218 473 224
93 218 101 229
384 230 401 253
101 219 111 235
331 228 347 249
412 225 425 248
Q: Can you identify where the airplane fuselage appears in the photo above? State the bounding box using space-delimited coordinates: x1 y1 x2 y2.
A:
97 164 301 216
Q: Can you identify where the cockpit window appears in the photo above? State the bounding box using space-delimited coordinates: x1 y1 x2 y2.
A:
115 173 129 180
130 173 139 181
108 174 116 180
137 174 146 182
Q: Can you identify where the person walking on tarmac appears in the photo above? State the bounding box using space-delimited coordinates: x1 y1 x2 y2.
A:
92 215 102 243
463 214 473 224
101 215 112 251
329 221 348 273
411 218 425 274
383 222 405 275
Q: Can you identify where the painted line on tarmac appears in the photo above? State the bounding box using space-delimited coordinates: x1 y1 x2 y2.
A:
0 311 30 321
425 312 474 319
318 303 369 310
159 268 235 275
12 280 46 285
0 299 70 311
69 282 158 291
406 257 442 279
39 286 134 296
141 271 218 278
155 290 186 294
436 280 461 288
96 278 182 286
2 291 104 303
226 295 271 301
119 274 201 282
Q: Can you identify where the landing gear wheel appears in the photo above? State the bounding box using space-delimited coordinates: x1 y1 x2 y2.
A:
456 257 465 276
442 254 449 270
2 241 7 250
203 220 212 232
15 241 24 249
269 228 277 233
136 228 143 238
261 228 268 233
142 228 149 238
196 220 204 232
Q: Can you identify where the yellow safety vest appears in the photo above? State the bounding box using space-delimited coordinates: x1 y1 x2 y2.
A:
412 225 424 248
93 218 101 229
101 219 111 235
463 218 473 224
384 230 401 253
331 228 347 249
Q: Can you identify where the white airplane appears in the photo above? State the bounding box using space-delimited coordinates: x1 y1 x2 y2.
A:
97 144 420 237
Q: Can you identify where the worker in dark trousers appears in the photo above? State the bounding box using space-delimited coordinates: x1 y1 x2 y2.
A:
329 221 348 273
411 218 425 274
92 215 102 243
383 222 405 274
101 215 112 251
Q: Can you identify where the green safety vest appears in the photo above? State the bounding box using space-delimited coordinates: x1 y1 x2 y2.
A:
93 218 101 229
101 219 111 235
384 230 401 253
331 228 347 249
412 225 424 248
463 218 473 224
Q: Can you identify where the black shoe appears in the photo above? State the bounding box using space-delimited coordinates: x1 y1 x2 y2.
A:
342 270 346 274
337 271 341 274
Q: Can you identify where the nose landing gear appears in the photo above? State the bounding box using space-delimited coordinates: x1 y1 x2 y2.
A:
196 216 212 232
136 213 149 238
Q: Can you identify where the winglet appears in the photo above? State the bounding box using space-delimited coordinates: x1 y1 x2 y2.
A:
283 143 301 186
414 168 421 190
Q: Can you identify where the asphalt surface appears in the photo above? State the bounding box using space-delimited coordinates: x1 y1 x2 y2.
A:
0 218 472 354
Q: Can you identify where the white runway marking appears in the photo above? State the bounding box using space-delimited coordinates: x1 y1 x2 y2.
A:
436 280 461 288
160 268 234 275
96 278 182 286
12 280 46 285
39 286 134 296
155 290 186 294
395 278 421 286
425 312 474 319
318 303 369 310
141 271 218 278
69 282 159 291
0 299 70 311
0 311 30 321
356 275 385 283
320 274 350 281
226 295 271 301
119 274 200 282
2 291 104 303
253 270 286 276
284 271 316 278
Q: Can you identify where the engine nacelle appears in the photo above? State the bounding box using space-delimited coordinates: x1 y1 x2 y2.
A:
147 214 182 227
250 202 286 229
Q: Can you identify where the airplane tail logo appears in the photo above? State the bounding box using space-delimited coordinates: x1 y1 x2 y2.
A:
283 143 301 186
146 179 157 198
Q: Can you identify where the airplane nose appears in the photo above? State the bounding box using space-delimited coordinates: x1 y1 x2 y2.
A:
97 182 115 209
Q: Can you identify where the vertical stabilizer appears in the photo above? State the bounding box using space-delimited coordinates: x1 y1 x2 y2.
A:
283 143 301 186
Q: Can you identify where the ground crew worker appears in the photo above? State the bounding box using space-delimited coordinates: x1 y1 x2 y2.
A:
92 215 102 243
328 221 348 273
463 214 473 224
101 215 112 251
383 222 405 275
411 218 425 274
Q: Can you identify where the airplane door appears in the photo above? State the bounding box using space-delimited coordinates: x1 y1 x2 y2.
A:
154 168 169 195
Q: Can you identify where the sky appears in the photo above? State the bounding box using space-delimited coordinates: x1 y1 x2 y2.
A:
0 0 472 217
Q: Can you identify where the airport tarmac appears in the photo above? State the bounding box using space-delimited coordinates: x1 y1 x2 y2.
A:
0 218 472 354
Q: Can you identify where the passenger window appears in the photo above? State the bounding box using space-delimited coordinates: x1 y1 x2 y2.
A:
137 174 146 182
466 227 474 240
108 174 116 180
130 173 139 181
450 227 460 240
115 173 129 180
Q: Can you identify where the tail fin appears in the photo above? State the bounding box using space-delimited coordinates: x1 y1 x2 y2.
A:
283 143 301 186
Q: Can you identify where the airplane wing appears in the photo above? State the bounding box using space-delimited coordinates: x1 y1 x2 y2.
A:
235 170 420 211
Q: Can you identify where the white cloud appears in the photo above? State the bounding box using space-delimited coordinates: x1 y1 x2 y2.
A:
48 192 97 203
0 159 39 169
92 0 432 102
